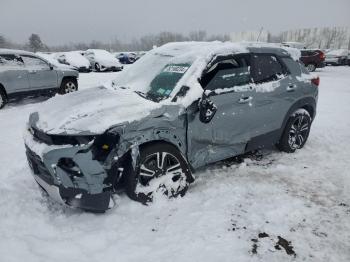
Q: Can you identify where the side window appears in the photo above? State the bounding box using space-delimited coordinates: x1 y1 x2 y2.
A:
251 54 286 84
22 55 50 70
201 56 251 91
0 54 24 67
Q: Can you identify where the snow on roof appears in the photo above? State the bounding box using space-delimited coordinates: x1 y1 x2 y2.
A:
151 41 300 61
0 48 34 56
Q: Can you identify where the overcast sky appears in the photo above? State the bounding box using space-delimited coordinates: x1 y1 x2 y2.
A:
1 0 349 45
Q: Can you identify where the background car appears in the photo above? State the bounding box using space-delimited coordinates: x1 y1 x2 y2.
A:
300 49 325 72
115 52 137 64
0 49 78 109
55 51 92 72
325 49 349 65
83 49 123 72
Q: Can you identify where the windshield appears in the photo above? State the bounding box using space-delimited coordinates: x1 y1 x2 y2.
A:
112 52 194 102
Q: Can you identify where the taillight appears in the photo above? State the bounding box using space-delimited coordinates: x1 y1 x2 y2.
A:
311 76 320 87
319 52 325 60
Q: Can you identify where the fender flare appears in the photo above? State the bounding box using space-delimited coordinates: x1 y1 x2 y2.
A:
279 97 316 137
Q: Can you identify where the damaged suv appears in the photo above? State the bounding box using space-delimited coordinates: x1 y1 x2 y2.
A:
25 42 319 212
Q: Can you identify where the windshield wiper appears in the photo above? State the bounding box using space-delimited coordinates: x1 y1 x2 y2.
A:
134 90 166 103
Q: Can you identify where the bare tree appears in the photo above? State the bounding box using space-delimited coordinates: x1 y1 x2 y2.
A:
28 34 46 52
188 30 207 41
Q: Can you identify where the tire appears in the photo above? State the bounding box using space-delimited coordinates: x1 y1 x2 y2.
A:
277 109 312 153
95 63 100 72
0 88 6 109
125 143 194 204
306 63 316 72
59 78 78 94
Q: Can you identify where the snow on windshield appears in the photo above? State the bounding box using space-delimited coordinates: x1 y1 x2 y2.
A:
36 52 73 69
111 41 248 107
89 49 116 60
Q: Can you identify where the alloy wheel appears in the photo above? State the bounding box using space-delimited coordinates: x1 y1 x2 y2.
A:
288 115 310 149
64 81 77 93
139 152 183 185
307 64 316 72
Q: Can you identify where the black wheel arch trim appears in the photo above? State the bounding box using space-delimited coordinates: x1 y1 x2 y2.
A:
280 97 316 136
245 97 316 153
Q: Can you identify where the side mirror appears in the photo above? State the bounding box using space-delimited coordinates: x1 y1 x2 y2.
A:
199 92 217 123
48 63 54 70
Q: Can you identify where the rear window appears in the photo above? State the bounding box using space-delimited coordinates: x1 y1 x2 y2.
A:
251 54 285 84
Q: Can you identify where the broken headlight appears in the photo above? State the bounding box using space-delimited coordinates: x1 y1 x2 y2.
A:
91 132 120 162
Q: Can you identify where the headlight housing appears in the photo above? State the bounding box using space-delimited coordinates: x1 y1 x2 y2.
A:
91 132 120 162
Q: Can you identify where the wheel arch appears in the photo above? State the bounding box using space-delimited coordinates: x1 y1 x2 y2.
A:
280 97 316 136
61 76 78 84
0 83 8 98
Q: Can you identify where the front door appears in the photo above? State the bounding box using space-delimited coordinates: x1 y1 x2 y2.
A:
21 55 57 91
187 54 256 168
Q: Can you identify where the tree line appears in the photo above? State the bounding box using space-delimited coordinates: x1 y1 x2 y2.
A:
1 27 349 53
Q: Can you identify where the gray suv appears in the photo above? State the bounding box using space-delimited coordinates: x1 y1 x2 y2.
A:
0 49 79 109
24 42 319 212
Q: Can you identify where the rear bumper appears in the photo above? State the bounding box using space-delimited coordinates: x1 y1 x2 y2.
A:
26 144 115 212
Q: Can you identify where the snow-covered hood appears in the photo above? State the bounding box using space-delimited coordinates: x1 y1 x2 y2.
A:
96 58 121 67
66 53 91 68
30 87 161 135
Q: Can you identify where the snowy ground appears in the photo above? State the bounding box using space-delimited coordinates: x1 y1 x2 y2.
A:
0 67 349 262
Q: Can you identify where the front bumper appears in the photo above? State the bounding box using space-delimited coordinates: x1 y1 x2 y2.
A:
25 136 115 212
78 66 92 73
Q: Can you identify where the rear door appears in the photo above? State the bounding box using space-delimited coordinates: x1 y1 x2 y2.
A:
0 54 30 93
187 54 256 168
249 54 297 137
21 55 58 91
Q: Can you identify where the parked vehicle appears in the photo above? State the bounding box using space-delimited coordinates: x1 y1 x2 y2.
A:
55 51 92 72
0 49 79 109
300 49 325 72
25 42 318 212
325 49 349 65
115 52 137 64
83 49 123 72
36 52 73 69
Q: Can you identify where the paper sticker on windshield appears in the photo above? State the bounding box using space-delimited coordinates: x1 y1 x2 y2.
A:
163 65 189 74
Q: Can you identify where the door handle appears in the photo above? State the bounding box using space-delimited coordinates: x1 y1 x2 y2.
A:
238 96 253 104
287 84 297 92
28 70 37 74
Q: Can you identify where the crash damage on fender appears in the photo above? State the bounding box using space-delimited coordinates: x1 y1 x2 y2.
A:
25 92 188 212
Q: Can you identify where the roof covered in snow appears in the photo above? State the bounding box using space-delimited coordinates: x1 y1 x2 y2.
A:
0 48 35 56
